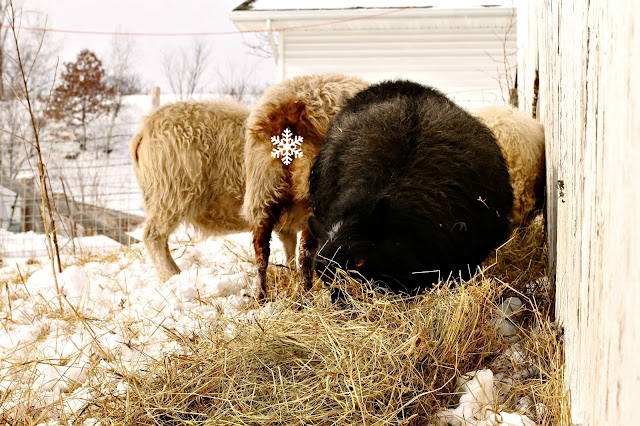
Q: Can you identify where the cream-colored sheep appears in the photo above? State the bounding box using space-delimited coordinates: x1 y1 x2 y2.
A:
474 105 546 225
244 74 370 299
130 99 297 282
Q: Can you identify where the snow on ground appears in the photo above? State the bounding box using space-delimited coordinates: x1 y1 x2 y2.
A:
0 229 540 424
0 230 288 423
436 370 536 426
0 229 124 261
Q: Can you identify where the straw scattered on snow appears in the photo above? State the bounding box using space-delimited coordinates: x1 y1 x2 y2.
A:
80 215 569 426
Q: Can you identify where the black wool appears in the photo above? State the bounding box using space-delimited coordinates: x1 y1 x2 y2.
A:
308 80 513 294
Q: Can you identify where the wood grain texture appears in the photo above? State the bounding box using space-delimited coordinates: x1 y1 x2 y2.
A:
519 0 640 423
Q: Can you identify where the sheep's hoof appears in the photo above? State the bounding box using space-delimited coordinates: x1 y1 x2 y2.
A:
251 276 268 302
253 286 266 302
297 272 314 293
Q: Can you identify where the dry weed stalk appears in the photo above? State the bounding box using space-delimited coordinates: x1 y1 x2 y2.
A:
2 0 63 309
485 7 518 106
0 6 132 422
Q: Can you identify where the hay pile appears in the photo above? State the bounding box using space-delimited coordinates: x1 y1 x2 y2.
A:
82 216 570 425
483 215 553 315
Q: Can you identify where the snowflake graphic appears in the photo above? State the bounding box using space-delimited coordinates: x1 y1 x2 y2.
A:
271 127 304 165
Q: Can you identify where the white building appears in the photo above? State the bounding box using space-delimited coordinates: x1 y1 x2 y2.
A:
231 0 517 110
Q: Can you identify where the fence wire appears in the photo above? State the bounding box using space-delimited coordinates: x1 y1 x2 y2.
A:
0 127 145 260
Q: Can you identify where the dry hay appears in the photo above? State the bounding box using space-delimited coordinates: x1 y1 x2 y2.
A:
482 212 555 322
81 216 570 425
483 213 550 293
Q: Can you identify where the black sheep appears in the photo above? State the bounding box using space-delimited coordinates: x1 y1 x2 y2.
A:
307 80 513 294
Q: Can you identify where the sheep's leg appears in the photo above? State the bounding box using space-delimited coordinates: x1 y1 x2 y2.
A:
252 207 282 300
275 230 297 267
143 217 180 282
298 227 318 292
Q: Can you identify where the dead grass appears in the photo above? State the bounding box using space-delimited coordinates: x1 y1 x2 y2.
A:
82 281 495 425
483 212 554 318
78 215 570 425
0 216 569 425
485 214 547 280
519 308 571 425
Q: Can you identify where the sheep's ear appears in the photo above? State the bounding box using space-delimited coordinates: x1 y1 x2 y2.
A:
307 215 325 237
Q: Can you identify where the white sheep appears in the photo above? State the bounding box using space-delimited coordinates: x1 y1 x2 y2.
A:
243 74 370 299
474 106 546 225
130 99 297 282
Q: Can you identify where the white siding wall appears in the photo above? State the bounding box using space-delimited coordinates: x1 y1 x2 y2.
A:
519 0 640 424
277 11 516 110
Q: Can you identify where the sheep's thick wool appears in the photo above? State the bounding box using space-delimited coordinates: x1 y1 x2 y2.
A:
308 80 514 294
473 105 546 225
243 74 369 298
130 99 250 282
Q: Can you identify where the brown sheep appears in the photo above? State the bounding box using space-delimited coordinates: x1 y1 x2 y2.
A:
473 105 546 225
243 74 370 299
130 99 297 283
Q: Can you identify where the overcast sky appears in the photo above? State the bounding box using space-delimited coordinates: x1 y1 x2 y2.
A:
22 0 276 95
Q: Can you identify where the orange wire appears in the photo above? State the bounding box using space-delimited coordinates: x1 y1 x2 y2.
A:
0 7 415 37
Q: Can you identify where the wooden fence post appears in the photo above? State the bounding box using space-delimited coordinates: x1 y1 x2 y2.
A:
151 86 160 110
19 177 44 233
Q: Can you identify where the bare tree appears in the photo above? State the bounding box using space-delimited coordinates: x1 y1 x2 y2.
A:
215 61 265 104
0 1 57 101
0 99 32 178
107 33 140 92
162 39 211 99
106 34 137 108
1 0 64 295
0 0 11 99
242 32 275 59
102 33 141 153
486 8 518 107
0 0 56 223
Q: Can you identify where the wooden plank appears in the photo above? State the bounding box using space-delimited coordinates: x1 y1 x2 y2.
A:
525 0 640 423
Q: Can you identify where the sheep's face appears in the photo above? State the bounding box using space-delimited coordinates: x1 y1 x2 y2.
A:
308 198 421 290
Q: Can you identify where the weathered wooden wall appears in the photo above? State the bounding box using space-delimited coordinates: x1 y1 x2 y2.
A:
518 0 640 424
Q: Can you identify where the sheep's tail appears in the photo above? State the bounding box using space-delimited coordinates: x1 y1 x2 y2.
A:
129 131 144 166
